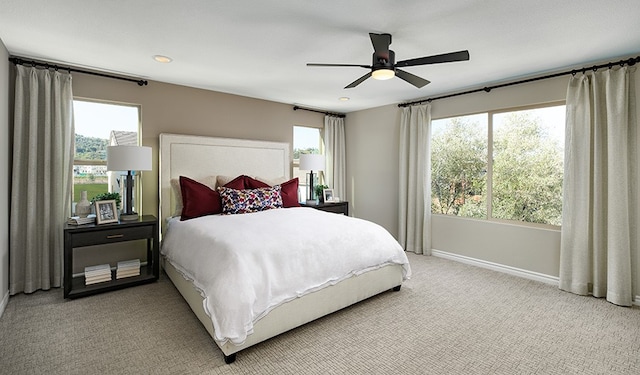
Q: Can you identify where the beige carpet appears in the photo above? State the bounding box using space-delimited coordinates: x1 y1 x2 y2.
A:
1 253 638 374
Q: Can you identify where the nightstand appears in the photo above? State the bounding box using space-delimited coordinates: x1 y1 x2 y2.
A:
300 201 349 215
63 215 159 299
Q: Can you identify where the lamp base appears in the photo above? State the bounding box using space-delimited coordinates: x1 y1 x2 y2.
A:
119 212 139 221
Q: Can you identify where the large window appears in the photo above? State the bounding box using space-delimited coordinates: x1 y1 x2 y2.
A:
293 126 322 201
73 99 140 210
431 113 488 218
431 103 565 227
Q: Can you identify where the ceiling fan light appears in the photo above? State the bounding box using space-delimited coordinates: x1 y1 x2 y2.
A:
372 69 395 80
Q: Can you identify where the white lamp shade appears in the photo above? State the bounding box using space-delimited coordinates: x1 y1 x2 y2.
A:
299 154 325 171
107 146 152 171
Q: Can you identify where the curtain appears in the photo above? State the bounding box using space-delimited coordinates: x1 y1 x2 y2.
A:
10 65 74 295
323 115 346 200
399 104 431 254
559 66 637 306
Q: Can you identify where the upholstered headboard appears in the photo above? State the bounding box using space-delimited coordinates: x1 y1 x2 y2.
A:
159 133 290 231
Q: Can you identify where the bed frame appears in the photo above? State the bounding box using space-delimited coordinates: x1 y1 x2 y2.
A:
159 133 404 363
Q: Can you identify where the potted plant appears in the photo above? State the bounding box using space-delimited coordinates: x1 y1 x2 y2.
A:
314 184 329 202
91 192 121 209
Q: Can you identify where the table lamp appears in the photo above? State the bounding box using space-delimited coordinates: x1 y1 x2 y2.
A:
107 145 152 221
299 154 325 203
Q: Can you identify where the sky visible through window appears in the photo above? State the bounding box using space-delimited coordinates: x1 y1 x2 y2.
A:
293 126 321 152
74 100 139 138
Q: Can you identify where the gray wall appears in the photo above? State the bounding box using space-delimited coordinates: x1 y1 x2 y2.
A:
71 74 325 217
0 39 10 313
346 67 640 300
3 51 639 304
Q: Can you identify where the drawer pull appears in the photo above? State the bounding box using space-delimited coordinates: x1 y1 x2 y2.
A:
106 234 124 239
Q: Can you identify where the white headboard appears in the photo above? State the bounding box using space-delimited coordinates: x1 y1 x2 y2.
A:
159 133 290 229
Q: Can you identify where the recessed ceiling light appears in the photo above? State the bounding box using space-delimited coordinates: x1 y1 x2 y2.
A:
153 55 172 63
339 97 350 101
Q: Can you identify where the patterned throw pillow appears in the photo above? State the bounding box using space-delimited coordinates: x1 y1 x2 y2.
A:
218 186 283 214
244 176 301 208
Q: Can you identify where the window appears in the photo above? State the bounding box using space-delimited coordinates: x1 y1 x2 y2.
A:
431 113 488 219
431 103 565 227
73 99 140 211
293 126 322 201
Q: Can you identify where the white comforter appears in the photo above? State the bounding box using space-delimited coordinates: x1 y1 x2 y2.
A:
161 207 411 345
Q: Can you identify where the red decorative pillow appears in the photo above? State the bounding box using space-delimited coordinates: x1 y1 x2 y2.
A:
279 178 300 208
179 176 223 220
244 176 269 189
224 175 246 190
245 176 300 208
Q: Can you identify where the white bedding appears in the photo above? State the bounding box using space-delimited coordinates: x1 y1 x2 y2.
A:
161 207 411 345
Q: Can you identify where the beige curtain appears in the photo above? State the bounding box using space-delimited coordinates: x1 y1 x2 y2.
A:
323 115 346 200
399 104 431 254
559 66 637 306
10 65 74 295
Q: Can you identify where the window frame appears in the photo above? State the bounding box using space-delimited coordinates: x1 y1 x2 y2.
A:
431 100 566 230
293 125 324 201
72 97 143 213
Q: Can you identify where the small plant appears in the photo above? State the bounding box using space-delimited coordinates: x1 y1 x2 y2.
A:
91 192 121 209
314 184 329 200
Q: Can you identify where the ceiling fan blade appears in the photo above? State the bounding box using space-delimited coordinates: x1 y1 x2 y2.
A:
369 33 392 55
345 72 372 89
395 69 430 88
396 50 470 67
307 63 371 68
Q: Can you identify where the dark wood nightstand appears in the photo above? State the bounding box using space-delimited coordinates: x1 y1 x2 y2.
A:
63 215 159 299
300 201 349 215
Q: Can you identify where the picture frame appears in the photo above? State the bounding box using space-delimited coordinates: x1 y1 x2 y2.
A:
323 189 335 203
95 200 119 224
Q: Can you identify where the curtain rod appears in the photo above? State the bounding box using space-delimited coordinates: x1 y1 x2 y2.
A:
9 56 149 86
398 56 640 108
293 105 346 118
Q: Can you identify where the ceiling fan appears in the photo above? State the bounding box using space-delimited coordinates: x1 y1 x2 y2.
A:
307 33 469 89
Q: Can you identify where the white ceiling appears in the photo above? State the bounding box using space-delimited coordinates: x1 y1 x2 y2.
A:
1 0 639 113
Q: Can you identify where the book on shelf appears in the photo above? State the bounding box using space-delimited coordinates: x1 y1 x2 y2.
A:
116 259 141 279
116 270 140 279
84 264 111 274
84 263 112 285
85 275 112 285
117 259 140 268
67 215 96 225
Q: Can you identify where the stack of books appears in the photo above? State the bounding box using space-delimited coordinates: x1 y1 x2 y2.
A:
116 259 141 279
67 216 96 225
84 264 112 285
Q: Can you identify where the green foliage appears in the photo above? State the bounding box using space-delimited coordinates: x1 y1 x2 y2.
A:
492 113 563 225
75 134 108 160
431 111 563 226
314 184 329 198
91 192 121 209
293 148 320 159
73 183 108 203
431 117 487 218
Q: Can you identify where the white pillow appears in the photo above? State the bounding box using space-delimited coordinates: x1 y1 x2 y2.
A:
255 176 288 186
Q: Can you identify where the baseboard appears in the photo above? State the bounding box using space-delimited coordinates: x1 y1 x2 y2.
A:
430 249 559 286
0 289 8 319
430 250 640 306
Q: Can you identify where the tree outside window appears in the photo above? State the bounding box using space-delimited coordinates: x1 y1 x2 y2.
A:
431 104 565 227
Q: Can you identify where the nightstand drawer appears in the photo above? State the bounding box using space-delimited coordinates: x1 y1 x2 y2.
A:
317 204 347 214
300 201 348 215
72 225 154 247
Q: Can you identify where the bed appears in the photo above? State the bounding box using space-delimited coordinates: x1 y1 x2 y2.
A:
159 133 410 363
